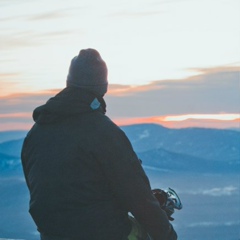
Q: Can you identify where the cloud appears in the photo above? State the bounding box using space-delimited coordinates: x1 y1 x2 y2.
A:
0 90 56 114
163 114 239 121
0 1 70 22
0 72 20 79
0 4 83 51
0 90 57 131
109 10 162 18
27 11 67 21
202 186 238 196
188 220 240 228
113 116 240 129
0 72 23 96
108 84 162 96
186 186 239 197
0 33 36 50
0 30 79 51
105 66 240 118
0 66 239 130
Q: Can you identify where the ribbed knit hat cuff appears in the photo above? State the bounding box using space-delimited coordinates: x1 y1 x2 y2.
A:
66 80 108 96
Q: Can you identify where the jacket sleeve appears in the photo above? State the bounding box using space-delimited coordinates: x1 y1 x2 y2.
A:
93 124 177 240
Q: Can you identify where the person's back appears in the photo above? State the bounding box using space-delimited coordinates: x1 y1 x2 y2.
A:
21 49 177 240
22 87 133 240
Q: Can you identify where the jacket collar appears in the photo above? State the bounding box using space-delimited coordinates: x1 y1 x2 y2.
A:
33 87 106 124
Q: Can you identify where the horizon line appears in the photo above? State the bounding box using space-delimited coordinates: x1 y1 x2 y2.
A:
0 115 239 132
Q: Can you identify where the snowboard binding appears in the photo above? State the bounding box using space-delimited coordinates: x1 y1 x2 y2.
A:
152 187 182 221
128 187 182 240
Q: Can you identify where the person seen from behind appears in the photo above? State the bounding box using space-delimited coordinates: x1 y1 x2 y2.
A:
21 48 178 240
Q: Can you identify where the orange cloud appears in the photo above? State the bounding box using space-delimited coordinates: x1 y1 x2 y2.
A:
0 122 33 131
0 112 31 118
162 114 240 121
189 65 240 76
0 65 239 131
0 89 59 99
0 107 239 132
107 83 162 96
0 112 34 131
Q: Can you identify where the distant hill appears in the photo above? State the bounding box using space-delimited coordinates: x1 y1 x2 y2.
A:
0 130 27 143
229 127 240 132
121 124 240 162
0 139 24 157
0 124 239 173
0 152 22 173
138 147 239 173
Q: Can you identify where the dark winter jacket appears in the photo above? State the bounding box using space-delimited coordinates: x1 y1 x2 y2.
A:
21 87 177 240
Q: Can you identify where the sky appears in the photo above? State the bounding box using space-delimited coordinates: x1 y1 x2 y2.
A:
0 0 239 131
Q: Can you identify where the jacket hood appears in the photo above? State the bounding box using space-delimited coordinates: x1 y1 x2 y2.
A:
33 87 106 124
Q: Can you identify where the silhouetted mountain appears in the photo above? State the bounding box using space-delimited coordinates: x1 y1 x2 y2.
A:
0 124 239 174
229 127 240 132
121 124 240 162
0 139 24 157
138 148 239 173
0 130 27 143
0 152 23 176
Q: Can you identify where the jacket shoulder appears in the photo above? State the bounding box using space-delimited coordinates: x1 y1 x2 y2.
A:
94 114 129 140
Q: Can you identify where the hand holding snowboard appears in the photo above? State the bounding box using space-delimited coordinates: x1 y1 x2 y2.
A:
152 188 183 221
128 188 182 240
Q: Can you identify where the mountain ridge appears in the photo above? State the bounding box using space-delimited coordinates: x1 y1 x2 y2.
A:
0 130 27 143
120 123 240 162
0 123 239 173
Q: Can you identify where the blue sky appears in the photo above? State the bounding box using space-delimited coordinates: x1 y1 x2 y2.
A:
0 0 239 130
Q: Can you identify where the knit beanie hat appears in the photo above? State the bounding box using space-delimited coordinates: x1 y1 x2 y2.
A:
66 49 108 96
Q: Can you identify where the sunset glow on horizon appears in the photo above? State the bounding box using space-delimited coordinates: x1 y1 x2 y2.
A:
0 112 238 131
113 114 240 129
163 114 240 122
